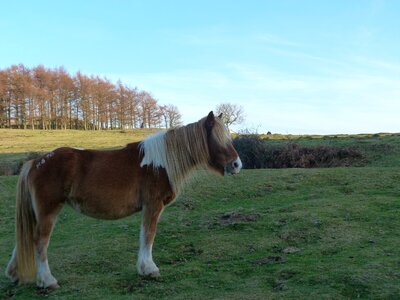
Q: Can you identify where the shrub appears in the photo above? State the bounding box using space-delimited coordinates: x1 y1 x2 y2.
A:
233 135 364 169
232 135 271 169
0 152 43 176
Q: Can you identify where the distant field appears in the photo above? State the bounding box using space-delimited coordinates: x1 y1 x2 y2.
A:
0 129 159 175
0 129 399 299
1 129 399 175
0 129 160 154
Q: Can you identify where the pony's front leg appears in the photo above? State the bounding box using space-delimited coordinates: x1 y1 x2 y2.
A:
137 203 164 277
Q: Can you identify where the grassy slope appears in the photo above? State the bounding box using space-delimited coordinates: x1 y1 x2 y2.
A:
0 129 159 175
0 130 399 299
0 129 159 153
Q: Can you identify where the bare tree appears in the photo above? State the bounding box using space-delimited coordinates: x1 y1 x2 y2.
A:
160 104 182 128
0 64 183 130
138 92 159 128
74 72 93 130
126 87 139 128
0 70 7 127
215 103 245 130
55 67 74 130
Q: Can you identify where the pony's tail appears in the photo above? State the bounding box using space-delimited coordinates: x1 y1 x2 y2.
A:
15 160 37 282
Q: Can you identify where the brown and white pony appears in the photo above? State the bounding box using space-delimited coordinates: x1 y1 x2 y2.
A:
5 111 242 289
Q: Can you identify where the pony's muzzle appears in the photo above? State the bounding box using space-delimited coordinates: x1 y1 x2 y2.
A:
225 157 242 175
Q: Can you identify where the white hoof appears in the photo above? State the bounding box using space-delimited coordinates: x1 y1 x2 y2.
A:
37 274 59 289
137 261 160 277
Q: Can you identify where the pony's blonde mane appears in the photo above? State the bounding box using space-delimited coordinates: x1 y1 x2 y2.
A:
139 116 230 194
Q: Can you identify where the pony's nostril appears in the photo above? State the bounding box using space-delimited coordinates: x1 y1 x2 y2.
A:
233 161 239 168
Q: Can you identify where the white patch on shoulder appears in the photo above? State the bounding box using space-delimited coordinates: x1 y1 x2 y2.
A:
72 147 85 150
139 131 167 169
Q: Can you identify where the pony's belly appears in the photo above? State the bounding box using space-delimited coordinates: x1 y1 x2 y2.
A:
67 196 140 220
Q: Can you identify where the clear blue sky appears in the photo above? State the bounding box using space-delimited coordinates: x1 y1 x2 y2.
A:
1 0 399 134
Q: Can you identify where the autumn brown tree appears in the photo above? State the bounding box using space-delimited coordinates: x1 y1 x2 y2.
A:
160 104 183 128
0 64 182 130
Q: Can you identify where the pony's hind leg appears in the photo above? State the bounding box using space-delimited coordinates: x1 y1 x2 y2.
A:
32 185 64 289
5 247 18 283
34 211 61 289
137 203 164 277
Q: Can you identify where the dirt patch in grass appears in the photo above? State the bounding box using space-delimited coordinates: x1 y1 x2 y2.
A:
282 247 301 254
204 212 259 229
219 212 258 225
252 255 287 265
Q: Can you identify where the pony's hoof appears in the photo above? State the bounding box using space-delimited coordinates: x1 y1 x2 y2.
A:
8 277 19 284
5 264 18 283
5 270 19 283
138 262 160 278
149 270 160 278
47 283 60 290
37 276 59 290
38 282 60 291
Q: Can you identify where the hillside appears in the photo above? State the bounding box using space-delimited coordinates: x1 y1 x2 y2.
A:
0 129 158 175
1 129 399 175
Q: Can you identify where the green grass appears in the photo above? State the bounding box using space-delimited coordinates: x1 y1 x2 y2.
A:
0 129 161 154
1 130 400 299
0 129 159 175
1 169 400 299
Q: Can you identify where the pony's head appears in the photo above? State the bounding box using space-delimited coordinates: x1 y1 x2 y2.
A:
140 111 242 193
204 111 242 176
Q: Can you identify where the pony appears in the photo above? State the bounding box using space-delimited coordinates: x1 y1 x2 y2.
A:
5 111 242 289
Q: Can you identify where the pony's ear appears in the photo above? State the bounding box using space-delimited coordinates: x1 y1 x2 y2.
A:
218 113 223 119
205 111 215 130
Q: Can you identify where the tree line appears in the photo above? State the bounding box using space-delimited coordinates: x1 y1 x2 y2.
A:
0 64 182 130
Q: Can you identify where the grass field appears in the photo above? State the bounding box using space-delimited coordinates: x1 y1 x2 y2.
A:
1 129 399 175
0 129 400 299
0 129 159 175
